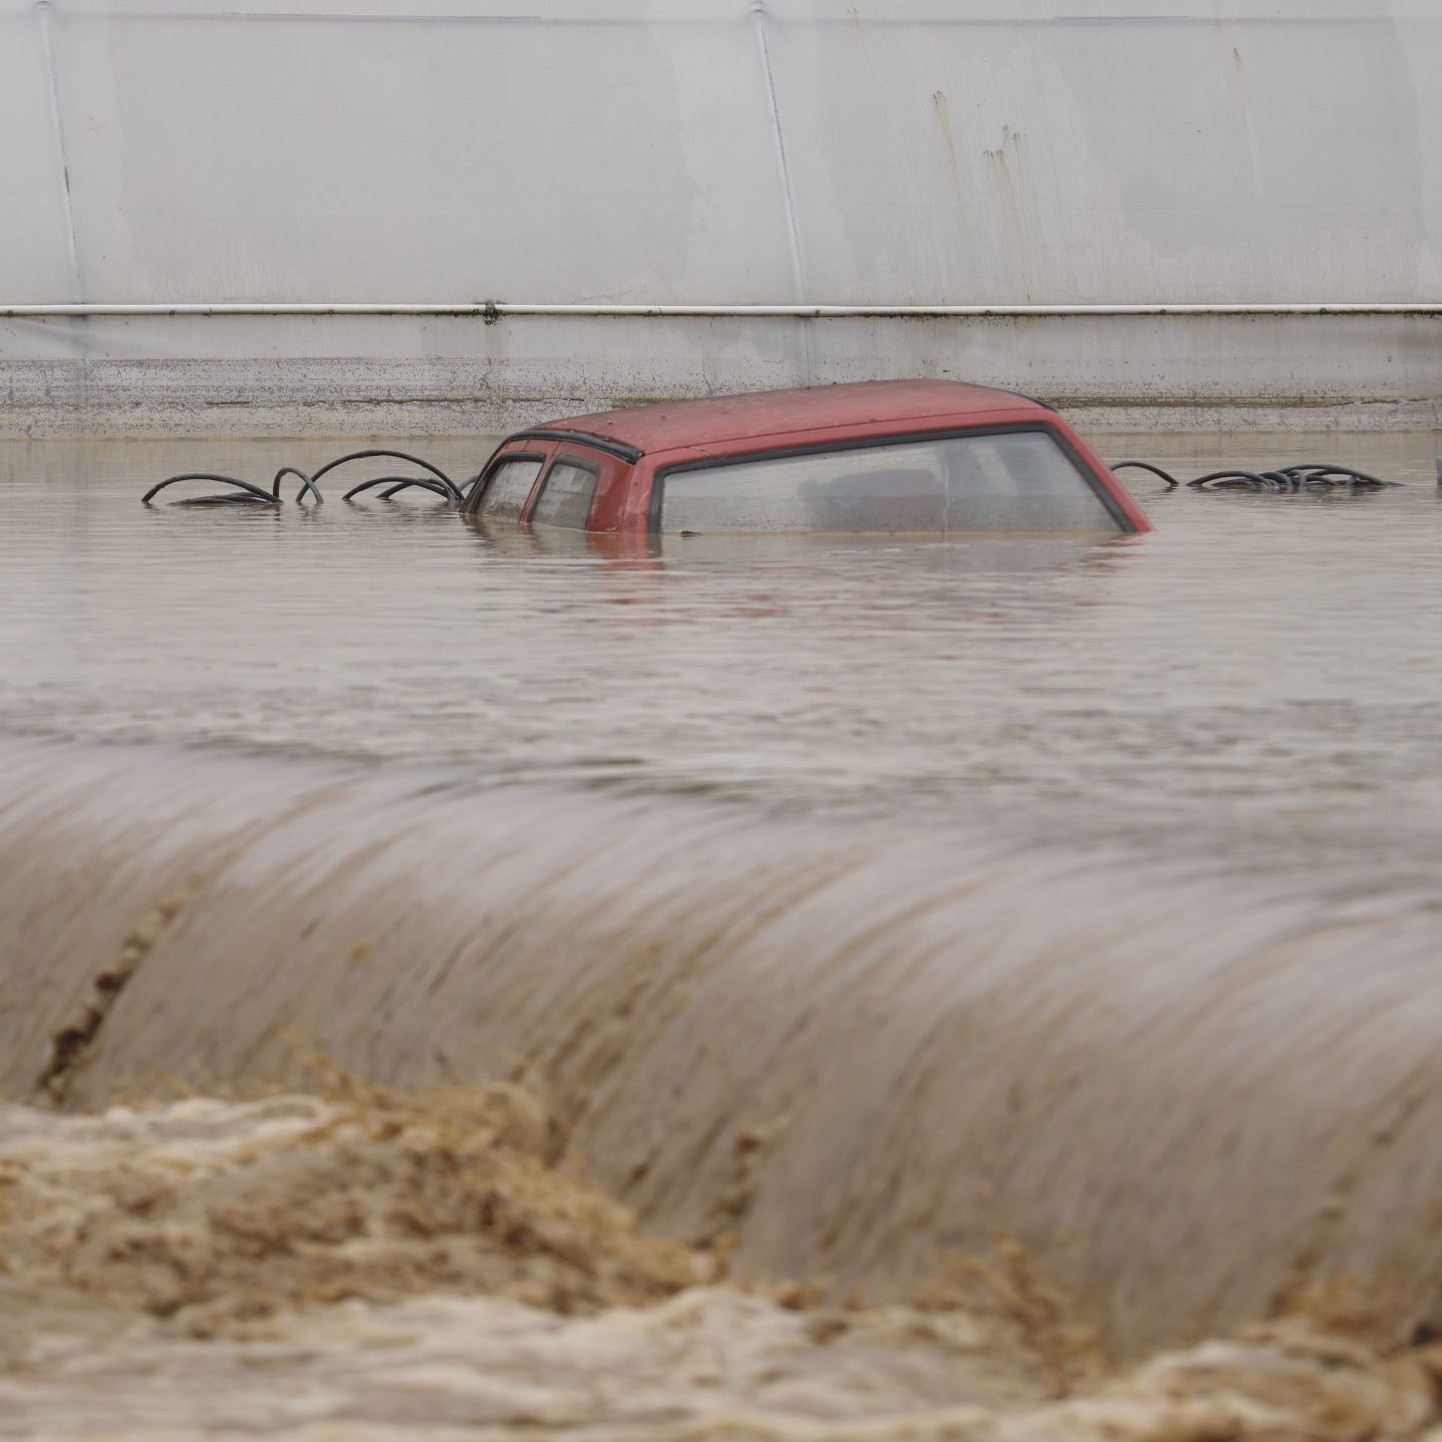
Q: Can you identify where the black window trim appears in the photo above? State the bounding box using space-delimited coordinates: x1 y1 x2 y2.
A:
528 452 603 530
464 450 549 517
647 423 1135 534
506 428 643 464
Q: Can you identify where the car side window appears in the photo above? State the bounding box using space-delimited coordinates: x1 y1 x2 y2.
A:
530 458 599 530
477 457 545 520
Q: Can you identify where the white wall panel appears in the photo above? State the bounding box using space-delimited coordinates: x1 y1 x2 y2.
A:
31 3 796 302
0 0 1436 305
0 8 77 301
1 1 1440 429
768 2 1437 303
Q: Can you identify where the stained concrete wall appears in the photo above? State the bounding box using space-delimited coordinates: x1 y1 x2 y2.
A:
2 1 1440 434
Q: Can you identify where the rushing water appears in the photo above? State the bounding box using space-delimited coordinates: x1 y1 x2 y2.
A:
1 427 1441 1435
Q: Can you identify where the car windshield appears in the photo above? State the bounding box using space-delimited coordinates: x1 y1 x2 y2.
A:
656 430 1119 534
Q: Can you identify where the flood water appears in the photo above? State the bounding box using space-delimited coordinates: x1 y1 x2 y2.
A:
2 428 1442 1438
2 431 1440 874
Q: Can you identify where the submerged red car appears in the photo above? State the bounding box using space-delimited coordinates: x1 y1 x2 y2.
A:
464 379 1150 536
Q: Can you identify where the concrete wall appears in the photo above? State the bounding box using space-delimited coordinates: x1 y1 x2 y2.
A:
2 0 1440 434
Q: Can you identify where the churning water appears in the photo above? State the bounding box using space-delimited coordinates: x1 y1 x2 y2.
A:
1 429 1441 1437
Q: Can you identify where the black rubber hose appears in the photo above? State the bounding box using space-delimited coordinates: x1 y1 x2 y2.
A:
377 478 456 500
1111 460 1400 493
1188 470 1278 489
271 465 323 504
342 476 456 502
307 449 463 503
1283 463 1395 487
142 473 281 505
1108 460 1180 487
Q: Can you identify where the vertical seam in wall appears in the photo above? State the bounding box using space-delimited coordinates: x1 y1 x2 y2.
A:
35 0 85 304
748 3 812 380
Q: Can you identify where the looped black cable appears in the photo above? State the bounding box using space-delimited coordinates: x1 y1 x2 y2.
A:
143 447 472 507
1108 461 1180 487
1188 469 1279 490
141 473 281 506
341 475 458 502
310 449 464 504
1280 462 1392 488
1111 460 1400 493
272 465 323 504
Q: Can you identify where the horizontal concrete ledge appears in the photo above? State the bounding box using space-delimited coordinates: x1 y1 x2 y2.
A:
3 310 1440 438
5 302 1442 319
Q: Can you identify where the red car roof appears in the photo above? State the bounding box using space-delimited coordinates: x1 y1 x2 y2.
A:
529 380 1045 456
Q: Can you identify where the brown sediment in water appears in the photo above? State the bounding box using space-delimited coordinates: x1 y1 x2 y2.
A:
0 1066 1082 1371
36 881 198 1103
3 1086 1442 1441
0 1080 709 1337
5 736 1442 1363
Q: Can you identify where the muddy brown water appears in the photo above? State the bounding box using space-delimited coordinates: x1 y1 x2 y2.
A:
1 430 1441 1416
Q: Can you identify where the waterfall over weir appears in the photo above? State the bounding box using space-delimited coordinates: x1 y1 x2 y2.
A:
4 735 1441 1357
